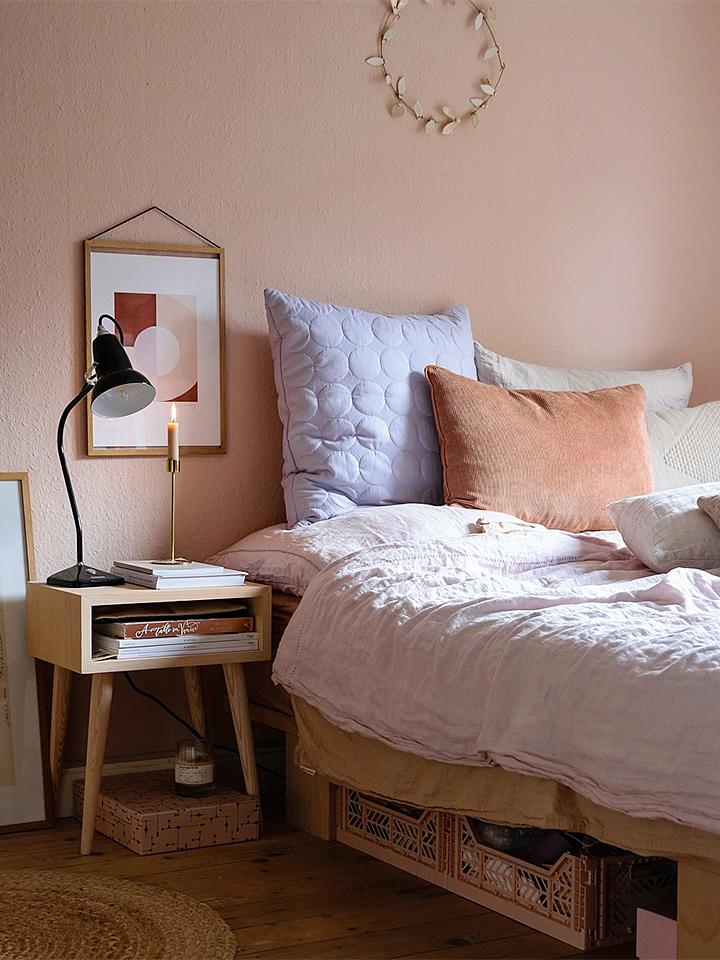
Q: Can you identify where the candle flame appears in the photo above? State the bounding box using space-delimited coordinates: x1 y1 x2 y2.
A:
171 403 177 423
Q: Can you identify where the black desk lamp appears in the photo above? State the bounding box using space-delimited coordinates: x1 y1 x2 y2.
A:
47 315 157 588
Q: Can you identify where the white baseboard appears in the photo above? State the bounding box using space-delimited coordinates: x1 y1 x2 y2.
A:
57 755 174 819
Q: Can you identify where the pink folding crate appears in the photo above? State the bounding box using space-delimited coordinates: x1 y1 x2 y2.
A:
335 786 677 951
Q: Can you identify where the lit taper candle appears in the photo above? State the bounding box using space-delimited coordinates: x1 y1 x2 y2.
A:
167 403 179 460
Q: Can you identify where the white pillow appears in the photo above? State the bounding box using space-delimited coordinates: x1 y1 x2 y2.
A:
474 342 692 412
645 402 720 491
607 482 720 573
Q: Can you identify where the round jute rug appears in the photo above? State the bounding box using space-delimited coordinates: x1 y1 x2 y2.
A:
0 870 237 960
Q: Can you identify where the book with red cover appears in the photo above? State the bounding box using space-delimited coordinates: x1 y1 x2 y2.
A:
93 600 253 639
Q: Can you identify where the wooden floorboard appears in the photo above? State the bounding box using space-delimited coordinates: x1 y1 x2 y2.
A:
0 804 637 960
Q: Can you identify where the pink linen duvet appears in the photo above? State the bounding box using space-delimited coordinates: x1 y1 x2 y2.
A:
273 527 720 837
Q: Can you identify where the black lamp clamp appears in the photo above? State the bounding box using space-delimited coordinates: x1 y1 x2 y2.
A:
47 315 156 588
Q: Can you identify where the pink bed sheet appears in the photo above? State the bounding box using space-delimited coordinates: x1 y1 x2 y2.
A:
273 528 720 837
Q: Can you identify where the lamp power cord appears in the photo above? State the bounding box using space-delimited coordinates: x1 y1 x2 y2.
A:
122 672 285 781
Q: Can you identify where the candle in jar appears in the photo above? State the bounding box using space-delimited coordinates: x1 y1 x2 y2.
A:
167 403 179 460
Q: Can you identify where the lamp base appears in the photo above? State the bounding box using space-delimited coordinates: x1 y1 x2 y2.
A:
46 563 125 588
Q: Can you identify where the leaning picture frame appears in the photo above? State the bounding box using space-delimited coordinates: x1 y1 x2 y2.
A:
0 472 53 832
84 239 226 456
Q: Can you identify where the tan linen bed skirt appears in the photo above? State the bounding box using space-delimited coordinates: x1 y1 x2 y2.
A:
292 695 720 874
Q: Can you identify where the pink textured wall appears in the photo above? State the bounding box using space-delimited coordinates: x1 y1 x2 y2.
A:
2 0 720 758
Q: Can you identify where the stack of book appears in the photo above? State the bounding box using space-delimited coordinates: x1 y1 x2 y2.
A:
110 559 248 590
92 599 257 660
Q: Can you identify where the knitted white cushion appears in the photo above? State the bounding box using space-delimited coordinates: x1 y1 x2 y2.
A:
645 402 720 491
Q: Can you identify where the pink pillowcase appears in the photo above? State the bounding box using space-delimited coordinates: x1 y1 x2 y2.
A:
425 365 653 532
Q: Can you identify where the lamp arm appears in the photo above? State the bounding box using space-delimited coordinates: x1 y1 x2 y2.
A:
56 380 93 567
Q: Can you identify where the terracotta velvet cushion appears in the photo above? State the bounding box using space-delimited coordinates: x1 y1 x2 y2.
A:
425 365 653 532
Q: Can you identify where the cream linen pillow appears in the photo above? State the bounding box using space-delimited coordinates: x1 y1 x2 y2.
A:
474 342 693 412
425 366 653 533
606 483 720 573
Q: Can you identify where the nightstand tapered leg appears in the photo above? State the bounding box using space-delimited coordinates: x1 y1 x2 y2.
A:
49 666 73 808
80 673 114 855
182 666 208 738
222 662 261 815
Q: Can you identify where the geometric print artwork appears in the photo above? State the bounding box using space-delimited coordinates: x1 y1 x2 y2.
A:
114 292 198 403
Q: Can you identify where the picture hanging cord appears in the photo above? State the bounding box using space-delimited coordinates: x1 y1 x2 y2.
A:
85 205 220 247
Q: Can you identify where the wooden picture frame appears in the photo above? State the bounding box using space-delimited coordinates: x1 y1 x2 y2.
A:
84 240 226 456
0 473 53 832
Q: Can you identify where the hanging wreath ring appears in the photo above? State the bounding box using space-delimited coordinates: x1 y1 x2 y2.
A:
366 0 505 134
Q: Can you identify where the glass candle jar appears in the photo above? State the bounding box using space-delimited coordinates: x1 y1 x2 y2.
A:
174 738 215 797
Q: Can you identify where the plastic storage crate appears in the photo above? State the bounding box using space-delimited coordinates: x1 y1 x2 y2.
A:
336 787 677 951
337 785 446 888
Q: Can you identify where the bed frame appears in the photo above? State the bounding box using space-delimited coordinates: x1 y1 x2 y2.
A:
249 591 720 959
248 591 336 840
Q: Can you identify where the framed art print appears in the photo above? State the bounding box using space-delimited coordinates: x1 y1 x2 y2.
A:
85 240 226 456
0 472 53 832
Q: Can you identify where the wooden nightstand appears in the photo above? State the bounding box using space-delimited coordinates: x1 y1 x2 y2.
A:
26 580 272 854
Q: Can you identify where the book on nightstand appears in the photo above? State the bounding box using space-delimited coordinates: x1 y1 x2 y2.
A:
92 631 260 659
93 604 253 639
110 564 248 589
115 560 225 577
112 559 226 577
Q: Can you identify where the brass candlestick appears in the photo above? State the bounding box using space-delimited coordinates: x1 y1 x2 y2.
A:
154 458 189 565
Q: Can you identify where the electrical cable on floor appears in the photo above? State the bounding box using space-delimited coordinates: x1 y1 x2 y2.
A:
122 672 285 780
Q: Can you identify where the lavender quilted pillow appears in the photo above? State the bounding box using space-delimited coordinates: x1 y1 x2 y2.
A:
265 289 476 526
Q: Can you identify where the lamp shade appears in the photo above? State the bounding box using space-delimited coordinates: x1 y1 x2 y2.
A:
89 327 156 418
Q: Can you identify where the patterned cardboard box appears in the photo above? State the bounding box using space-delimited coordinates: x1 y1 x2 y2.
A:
74 770 259 855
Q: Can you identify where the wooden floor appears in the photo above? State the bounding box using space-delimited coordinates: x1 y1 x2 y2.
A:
0 799 637 960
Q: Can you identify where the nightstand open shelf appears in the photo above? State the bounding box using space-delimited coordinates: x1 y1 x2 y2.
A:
27 581 271 673
26 580 272 855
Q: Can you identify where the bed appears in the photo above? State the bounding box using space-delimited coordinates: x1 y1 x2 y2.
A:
211 289 720 957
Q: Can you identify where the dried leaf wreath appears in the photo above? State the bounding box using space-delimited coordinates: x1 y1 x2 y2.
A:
366 0 505 134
